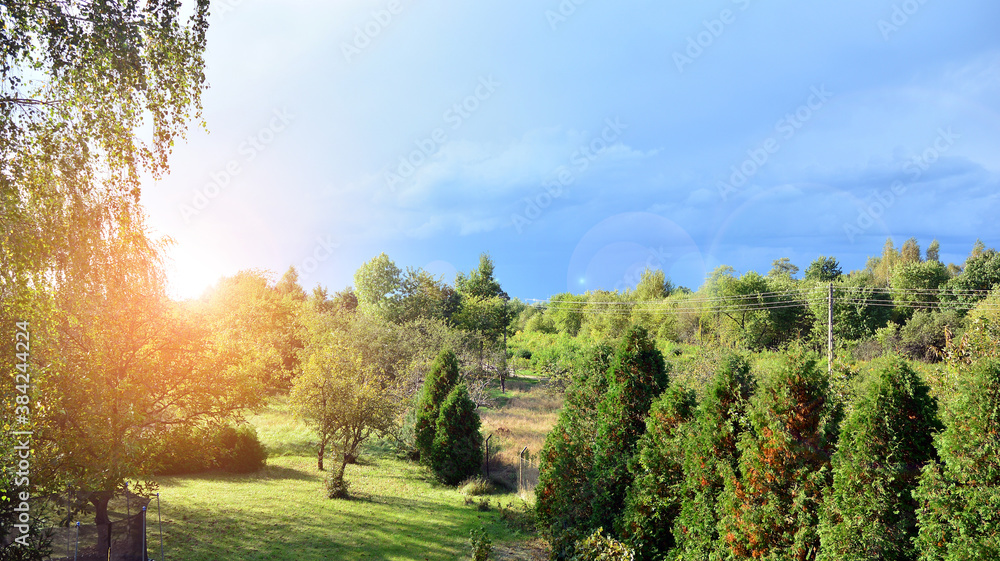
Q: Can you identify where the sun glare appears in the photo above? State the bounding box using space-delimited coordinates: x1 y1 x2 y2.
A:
163 244 229 300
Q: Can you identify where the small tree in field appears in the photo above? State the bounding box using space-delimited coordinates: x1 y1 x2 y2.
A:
414 349 460 462
818 357 940 561
430 383 483 485
915 358 1000 559
291 330 399 498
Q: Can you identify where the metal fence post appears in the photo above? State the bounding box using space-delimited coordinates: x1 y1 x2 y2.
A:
484 434 492 479
519 446 528 493
157 493 165 561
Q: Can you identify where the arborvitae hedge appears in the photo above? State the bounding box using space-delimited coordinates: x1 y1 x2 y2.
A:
672 354 754 560
430 382 483 485
915 358 1000 559
718 351 838 560
536 343 614 560
818 357 940 561
414 349 460 463
589 326 670 535
618 383 696 560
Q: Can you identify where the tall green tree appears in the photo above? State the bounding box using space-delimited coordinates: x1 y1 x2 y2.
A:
719 351 838 560
805 256 843 282
915 359 1000 559
536 343 615 560
926 240 941 263
353 253 404 321
901 237 923 265
672 354 755 560
769 257 800 279
589 326 670 535
818 358 940 561
618 384 696 560
1 0 210 315
32 215 265 553
939 247 1000 310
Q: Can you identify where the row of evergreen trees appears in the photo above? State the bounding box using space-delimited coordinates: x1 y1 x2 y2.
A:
536 326 1000 560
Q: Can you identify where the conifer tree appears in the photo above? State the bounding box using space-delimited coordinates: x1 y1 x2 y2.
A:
589 326 670 536
915 359 1000 559
718 351 838 560
414 349 460 462
818 358 940 561
430 383 483 485
672 354 754 560
618 384 696 560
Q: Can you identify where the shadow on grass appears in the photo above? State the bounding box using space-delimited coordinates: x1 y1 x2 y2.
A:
157 489 496 561
155 463 321 487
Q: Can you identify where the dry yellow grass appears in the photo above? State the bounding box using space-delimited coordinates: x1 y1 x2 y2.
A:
479 375 564 494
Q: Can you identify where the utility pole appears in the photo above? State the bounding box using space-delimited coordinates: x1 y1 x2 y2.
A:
501 298 508 393
828 283 834 375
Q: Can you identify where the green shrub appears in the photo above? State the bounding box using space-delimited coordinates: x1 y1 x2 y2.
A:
430 383 483 485
152 422 266 475
459 476 494 496
570 528 635 561
415 349 460 463
914 358 1000 559
215 424 268 473
818 357 940 561
899 310 962 361
151 425 216 475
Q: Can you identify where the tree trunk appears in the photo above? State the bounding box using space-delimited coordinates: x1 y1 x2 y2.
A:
91 491 114 558
318 438 326 471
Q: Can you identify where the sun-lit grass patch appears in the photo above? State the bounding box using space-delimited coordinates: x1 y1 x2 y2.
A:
152 391 552 560
479 374 563 493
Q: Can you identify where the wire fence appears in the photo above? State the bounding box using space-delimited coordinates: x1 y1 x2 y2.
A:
484 433 539 497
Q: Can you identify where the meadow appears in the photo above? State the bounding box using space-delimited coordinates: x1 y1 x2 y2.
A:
150 375 559 560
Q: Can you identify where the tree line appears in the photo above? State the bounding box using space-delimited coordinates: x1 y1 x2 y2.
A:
536 324 1000 560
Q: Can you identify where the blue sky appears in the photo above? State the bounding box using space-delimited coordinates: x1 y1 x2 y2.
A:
144 0 1000 300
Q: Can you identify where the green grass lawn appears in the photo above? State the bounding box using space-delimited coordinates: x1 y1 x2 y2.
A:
152 396 546 560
